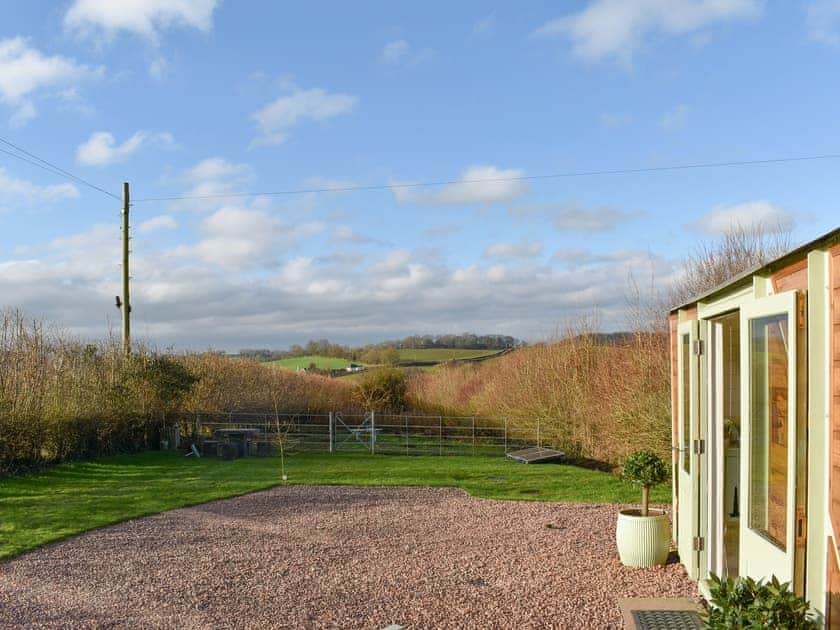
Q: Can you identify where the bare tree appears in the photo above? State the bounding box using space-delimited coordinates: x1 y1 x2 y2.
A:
669 223 792 308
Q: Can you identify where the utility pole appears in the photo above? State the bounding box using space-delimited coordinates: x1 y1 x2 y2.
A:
120 181 130 355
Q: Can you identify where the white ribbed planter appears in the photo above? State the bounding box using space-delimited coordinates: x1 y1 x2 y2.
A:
616 509 670 568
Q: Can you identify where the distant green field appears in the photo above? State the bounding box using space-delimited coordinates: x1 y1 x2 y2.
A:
396 348 504 363
268 355 359 370
267 349 505 370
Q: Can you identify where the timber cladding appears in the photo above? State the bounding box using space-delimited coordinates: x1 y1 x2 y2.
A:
772 257 809 294
830 244 840 622
832 246 840 541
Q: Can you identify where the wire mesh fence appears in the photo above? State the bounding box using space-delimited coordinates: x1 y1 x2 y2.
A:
173 411 553 457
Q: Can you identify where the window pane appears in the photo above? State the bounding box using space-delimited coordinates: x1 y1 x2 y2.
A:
748 313 789 549
682 333 690 473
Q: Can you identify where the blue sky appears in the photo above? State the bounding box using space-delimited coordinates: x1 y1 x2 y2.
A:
1 1 839 350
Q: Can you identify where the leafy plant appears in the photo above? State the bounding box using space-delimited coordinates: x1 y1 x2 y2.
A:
622 450 668 516
703 573 818 629
353 367 408 411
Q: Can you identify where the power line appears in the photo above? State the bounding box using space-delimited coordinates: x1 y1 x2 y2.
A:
131 152 840 203
0 136 121 201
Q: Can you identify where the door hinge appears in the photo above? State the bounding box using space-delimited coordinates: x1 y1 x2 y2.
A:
693 339 704 356
693 439 705 455
796 509 807 547
797 294 806 329
693 536 705 551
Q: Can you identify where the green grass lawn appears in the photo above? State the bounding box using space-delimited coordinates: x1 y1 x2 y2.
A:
267 355 360 370
0 451 670 561
395 348 504 363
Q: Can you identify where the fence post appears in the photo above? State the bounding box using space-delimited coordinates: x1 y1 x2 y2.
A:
329 412 334 453
370 411 376 454
405 414 409 455
439 416 443 456
504 417 508 454
537 418 541 448
472 416 476 456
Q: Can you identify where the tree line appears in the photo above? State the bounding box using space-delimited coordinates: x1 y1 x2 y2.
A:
239 333 525 362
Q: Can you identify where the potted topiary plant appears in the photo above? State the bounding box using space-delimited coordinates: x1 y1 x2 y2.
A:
616 450 670 567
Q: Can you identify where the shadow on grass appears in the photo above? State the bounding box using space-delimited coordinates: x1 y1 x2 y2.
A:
558 456 616 474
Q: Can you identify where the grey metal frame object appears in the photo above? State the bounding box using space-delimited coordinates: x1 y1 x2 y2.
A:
505 446 565 464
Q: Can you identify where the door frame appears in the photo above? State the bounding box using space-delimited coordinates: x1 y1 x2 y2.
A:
677 319 701 578
706 313 736 577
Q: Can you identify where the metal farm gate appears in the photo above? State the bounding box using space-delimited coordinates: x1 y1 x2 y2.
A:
184 410 551 457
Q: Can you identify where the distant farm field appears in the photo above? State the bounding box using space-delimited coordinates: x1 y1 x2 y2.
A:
268 356 359 370
396 348 504 363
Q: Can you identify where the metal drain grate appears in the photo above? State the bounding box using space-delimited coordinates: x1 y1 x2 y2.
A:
631 609 704 630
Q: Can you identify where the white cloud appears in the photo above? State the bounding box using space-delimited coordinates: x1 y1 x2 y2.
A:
379 40 434 67
174 157 254 209
660 104 690 131
187 157 251 185
173 206 325 269
696 200 795 235
0 37 98 125
0 222 682 349
381 40 410 65
137 215 178 233
533 0 763 64
370 249 412 273
251 87 358 146
554 205 629 231
806 0 840 46
330 225 375 244
64 0 219 42
76 130 174 166
600 112 632 128
485 240 543 258
148 55 169 80
393 165 528 206
473 11 497 36
0 168 79 205
424 223 463 238
509 203 631 232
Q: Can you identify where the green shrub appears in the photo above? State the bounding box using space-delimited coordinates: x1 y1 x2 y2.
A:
622 450 668 516
703 573 818 629
354 368 408 411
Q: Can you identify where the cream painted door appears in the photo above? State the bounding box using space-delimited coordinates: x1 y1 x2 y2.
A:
738 291 798 583
677 320 700 578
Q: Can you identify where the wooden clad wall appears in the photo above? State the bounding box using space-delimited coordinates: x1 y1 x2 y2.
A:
832 245 840 544
829 542 840 629
829 245 840 626
773 258 809 294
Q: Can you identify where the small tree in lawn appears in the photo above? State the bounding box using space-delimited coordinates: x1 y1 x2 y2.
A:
623 451 668 516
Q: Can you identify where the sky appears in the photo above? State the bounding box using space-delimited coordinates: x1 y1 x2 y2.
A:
1 1 840 351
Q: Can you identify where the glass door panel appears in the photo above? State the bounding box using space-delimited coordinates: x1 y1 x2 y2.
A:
739 291 797 583
748 313 789 548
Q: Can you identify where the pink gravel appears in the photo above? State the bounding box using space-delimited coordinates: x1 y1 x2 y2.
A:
0 486 698 629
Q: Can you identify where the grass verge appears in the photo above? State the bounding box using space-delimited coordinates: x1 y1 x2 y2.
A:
0 451 670 560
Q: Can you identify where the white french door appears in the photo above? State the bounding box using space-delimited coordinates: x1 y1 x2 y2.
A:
677 320 700 578
738 291 798 583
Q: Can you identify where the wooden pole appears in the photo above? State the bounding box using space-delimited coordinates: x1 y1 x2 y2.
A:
121 182 131 356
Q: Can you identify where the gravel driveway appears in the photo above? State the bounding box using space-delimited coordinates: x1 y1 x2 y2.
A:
0 486 697 629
